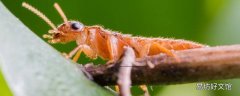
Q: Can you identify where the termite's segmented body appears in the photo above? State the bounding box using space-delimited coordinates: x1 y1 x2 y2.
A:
54 24 205 62
22 2 206 63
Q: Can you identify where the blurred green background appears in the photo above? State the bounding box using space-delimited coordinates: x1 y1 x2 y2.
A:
1 0 240 96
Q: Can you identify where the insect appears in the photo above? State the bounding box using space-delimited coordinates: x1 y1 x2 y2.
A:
22 2 206 95
22 2 205 63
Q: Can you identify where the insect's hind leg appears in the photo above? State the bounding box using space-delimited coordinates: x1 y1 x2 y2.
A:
140 85 150 96
150 42 180 62
134 43 151 96
137 42 181 96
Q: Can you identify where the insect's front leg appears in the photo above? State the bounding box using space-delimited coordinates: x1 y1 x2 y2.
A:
63 45 82 59
63 45 97 62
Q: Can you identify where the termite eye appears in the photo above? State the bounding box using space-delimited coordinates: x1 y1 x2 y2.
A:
70 22 84 31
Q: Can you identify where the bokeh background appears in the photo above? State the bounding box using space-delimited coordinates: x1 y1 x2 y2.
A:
1 0 240 96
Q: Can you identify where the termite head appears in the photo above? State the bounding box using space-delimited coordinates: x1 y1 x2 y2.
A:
44 21 85 44
22 2 86 44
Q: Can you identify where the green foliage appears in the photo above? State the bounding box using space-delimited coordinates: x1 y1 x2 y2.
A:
0 70 12 96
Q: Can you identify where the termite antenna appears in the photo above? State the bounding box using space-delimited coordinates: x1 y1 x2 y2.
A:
22 2 57 30
54 3 69 26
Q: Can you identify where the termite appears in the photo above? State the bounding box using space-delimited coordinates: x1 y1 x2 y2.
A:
22 2 206 95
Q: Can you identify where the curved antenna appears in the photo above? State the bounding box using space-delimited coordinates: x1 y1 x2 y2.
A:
54 3 69 26
22 2 57 30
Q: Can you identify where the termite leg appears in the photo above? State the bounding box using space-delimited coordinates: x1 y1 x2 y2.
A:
140 85 150 96
152 42 180 62
63 45 96 61
63 45 82 59
132 42 154 67
139 43 151 58
72 45 97 62
72 49 82 62
115 85 120 93
81 45 97 59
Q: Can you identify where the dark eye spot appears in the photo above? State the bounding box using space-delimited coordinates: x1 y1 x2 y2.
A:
70 22 84 31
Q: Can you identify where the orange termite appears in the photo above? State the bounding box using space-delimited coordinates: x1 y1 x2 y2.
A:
22 2 206 64
22 2 206 94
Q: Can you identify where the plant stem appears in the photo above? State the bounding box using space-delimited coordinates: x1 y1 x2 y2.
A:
81 45 240 86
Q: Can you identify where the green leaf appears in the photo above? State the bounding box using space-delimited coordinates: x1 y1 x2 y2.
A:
0 2 112 96
0 69 12 96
